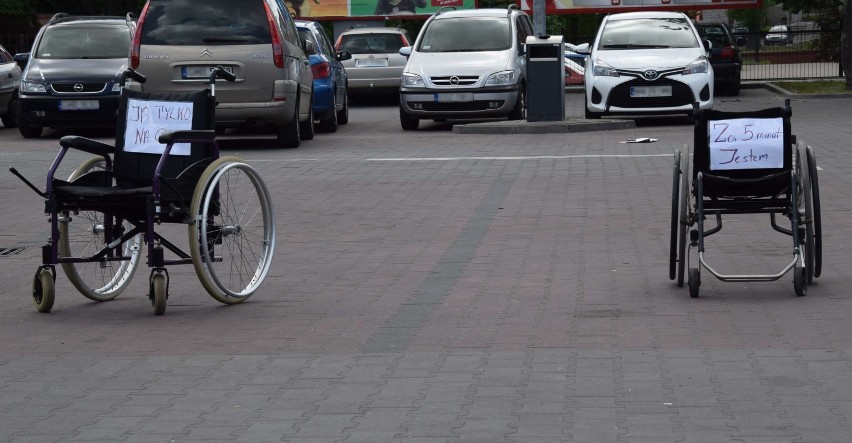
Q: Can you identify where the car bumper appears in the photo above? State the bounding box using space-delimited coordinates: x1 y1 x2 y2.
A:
312 80 335 115
18 94 121 128
711 62 741 83
585 74 713 115
347 67 402 92
400 85 520 119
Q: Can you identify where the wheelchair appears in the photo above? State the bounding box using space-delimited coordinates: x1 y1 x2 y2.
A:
10 67 276 315
669 100 821 297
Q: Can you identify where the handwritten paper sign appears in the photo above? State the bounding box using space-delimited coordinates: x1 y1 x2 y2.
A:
123 98 193 156
708 117 784 171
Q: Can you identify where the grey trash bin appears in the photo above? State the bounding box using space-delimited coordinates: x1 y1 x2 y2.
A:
525 35 565 122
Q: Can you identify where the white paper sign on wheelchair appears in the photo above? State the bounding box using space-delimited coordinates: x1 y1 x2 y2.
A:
123 98 193 156
708 117 784 171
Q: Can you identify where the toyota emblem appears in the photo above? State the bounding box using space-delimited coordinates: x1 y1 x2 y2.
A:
73 83 84 92
643 70 659 80
201 48 212 57
450 76 460 85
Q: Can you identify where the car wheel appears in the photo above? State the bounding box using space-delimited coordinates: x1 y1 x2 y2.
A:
276 96 301 148
18 115 42 138
399 106 419 130
1 92 18 128
584 96 601 120
336 89 349 125
508 83 526 121
299 95 315 141
318 90 338 133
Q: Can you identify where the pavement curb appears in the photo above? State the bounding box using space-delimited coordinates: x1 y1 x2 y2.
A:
452 118 635 134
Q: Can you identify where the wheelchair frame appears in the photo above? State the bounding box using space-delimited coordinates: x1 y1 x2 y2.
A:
669 100 822 297
11 68 276 315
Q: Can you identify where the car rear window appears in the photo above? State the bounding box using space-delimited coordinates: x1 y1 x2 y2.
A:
140 0 271 45
337 32 405 54
36 25 130 59
696 25 731 47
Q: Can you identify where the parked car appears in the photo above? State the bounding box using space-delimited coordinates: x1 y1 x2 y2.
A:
334 26 412 96
129 0 315 148
564 58 585 86
765 24 793 46
296 20 351 133
398 5 533 130
694 22 742 96
0 44 20 128
575 11 713 119
14 13 136 138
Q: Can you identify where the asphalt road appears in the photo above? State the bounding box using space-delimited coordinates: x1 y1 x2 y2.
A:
1 89 852 442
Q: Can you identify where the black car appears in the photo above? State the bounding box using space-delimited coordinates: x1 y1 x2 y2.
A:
14 13 136 138
694 22 743 96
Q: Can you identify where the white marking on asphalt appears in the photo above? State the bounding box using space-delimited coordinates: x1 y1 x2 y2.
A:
368 154 674 161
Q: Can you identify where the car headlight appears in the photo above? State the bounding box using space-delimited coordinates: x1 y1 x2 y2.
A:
592 60 619 77
402 73 425 87
683 57 709 75
485 70 515 85
20 80 47 94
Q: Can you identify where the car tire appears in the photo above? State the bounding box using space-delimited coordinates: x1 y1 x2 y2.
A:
584 97 601 120
508 83 526 121
2 92 18 128
276 97 301 148
318 90 338 133
399 106 419 130
336 89 349 125
18 115 42 138
299 95 315 141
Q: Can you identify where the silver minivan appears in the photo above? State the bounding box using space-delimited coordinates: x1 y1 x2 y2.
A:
129 0 314 148
398 6 533 130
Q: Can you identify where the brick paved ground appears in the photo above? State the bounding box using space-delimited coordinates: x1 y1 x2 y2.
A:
1 89 851 442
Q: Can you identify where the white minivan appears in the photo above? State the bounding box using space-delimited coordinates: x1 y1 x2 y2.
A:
398 5 533 130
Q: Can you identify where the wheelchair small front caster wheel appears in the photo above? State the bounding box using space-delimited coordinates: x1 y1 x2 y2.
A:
150 273 167 315
32 268 55 313
688 268 700 298
793 265 807 297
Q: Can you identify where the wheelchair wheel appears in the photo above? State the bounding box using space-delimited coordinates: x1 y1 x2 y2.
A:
793 261 807 297
688 268 700 298
807 146 822 279
32 268 55 313
59 157 142 302
676 150 690 287
150 273 167 316
188 157 276 304
795 145 815 284
669 150 690 286
669 150 681 281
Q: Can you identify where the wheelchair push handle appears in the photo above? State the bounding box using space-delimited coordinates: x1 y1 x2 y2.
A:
209 65 236 84
120 68 147 87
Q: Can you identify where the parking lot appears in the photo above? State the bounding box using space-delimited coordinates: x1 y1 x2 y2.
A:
2 89 852 442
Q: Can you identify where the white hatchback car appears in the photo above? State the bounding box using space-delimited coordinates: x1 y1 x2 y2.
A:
575 11 713 119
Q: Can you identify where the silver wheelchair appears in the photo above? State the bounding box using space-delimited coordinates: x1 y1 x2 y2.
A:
670 101 821 297
11 68 276 315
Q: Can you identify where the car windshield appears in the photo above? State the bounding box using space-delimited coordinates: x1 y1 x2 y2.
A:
338 32 404 54
140 0 271 45
418 17 511 53
598 17 698 50
36 26 130 59
769 26 787 33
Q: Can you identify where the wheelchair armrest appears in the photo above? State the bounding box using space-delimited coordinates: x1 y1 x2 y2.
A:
59 136 115 157
157 130 216 145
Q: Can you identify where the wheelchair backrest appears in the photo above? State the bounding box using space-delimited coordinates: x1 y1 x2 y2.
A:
693 106 792 182
113 88 214 188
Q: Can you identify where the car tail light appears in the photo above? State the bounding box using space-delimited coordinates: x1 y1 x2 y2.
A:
130 1 149 69
311 62 330 79
263 2 284 68
720 45 735 61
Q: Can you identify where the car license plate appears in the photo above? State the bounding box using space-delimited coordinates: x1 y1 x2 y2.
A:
356 59 388 67
181 65 234 79
435 93 473 103
630 86 672 98
59 100 99 111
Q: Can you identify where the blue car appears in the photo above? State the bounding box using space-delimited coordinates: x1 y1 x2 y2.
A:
296 21 351 133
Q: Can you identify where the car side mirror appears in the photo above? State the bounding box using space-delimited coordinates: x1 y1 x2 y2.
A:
573 43 590 55
301 38 316 56
336 50 352 61
518 43 526 55
399 46 412 57
703 39 712 52
13 52 29 69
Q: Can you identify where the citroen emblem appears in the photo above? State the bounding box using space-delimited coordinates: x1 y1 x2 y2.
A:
74 83 84 92
201 48 212 57
450 76 460 85
643 70 659 80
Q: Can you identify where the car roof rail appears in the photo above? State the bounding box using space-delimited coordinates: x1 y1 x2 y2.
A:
48 12 71 23
435 6 456 16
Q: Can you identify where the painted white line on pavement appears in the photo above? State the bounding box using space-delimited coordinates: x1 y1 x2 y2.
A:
368 154 674 161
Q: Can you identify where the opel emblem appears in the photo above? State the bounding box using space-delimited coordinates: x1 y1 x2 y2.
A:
201 48 212 57
73 83 83 92
450 76 459 85
643 70 659 80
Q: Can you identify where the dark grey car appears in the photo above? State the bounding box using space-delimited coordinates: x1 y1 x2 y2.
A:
15 13 136 138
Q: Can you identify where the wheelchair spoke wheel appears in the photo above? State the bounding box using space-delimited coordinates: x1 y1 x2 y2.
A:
59 158 141 302
677 150 690 287
795 146 815 284
669 150 681 281
807 146 822 278
189 157 276 304
32 268 55 313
